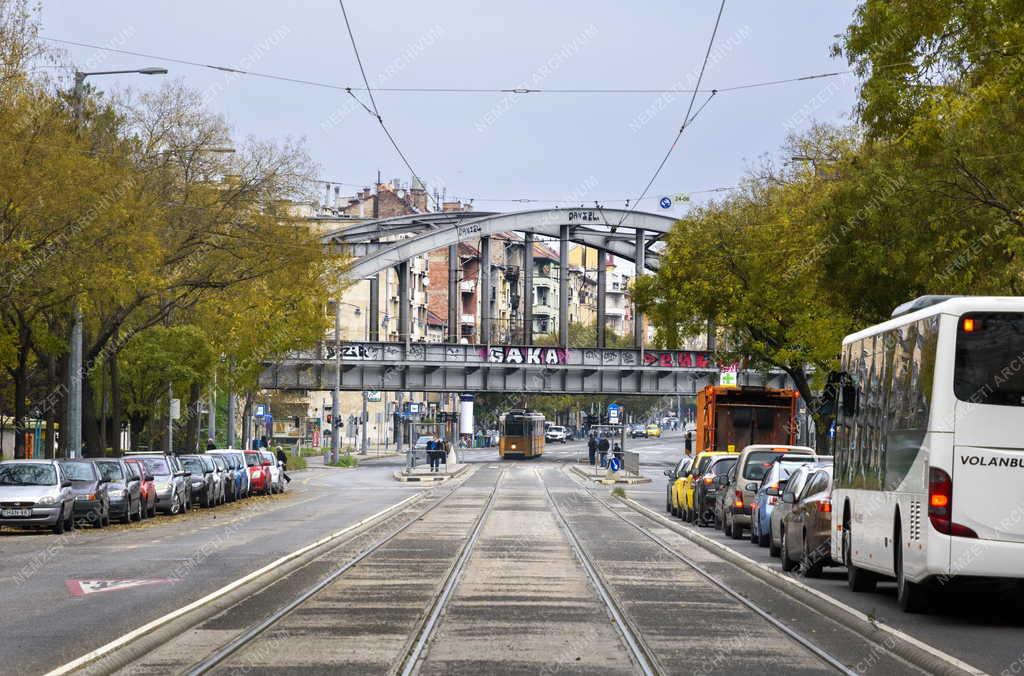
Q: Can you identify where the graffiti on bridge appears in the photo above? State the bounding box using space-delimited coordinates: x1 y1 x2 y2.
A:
642 351 712 368
482 346 568 365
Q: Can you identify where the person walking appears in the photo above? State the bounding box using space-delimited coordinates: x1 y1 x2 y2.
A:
429 435 442 472
207 438 217 451
612 442 623 464
275 446 292 483
587 434 598 465
598 435 610 467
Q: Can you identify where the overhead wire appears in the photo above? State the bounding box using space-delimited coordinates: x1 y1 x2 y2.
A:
617 0 726 226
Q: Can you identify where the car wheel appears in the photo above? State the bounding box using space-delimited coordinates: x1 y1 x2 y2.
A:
844 519 877 592
758 530 770 548
170 492 181 515
801 533 824 578
749 522 759 544
66 505 75 532
895 522 930 613
730 517 744 540
121 501 132 524
665 493 672 513
722 512 730 535
136 497 144 522
52 508 65 534
768 522 781 557
780 528 797 572
148 498 157 518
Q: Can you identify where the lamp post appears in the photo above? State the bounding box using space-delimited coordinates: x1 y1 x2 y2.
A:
67 67 166 458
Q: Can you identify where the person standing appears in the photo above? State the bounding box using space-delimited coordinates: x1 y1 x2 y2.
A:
612 442 623 464
598 435 610 467
587 434 598 465
429 435 442 472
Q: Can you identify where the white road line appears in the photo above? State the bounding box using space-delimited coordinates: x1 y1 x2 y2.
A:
45 492 424 676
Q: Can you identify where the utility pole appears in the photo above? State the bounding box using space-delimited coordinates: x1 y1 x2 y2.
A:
331 301 342 463
360 391 368 454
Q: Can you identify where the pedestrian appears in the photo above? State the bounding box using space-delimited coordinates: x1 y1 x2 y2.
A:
613 442 623 464
206 438 216 451
587 434 598 465
429 435 442 472
598 435 610 467
275 446 292 483
259 435 269 449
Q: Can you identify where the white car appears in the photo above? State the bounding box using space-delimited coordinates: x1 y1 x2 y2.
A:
259 450 285 494
545 426 569 443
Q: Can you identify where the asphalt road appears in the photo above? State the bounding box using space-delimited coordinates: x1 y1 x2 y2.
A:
0 457 424 675
5 433 1022 675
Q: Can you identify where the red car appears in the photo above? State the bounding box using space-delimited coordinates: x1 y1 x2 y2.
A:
244 451 272 496
123 457 157 518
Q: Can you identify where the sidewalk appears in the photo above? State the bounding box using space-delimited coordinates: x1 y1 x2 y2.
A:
570 463 650 485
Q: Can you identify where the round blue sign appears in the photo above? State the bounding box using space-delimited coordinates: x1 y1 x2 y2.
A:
609 457 622 472
659 196 672 209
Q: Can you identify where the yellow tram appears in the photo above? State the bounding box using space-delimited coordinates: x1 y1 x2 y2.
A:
498 410 546 458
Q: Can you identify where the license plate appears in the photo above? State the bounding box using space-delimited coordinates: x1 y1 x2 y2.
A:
1 508 31 517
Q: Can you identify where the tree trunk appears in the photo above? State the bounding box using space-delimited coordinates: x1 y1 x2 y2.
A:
242 395 253 450
45 357 56 458
12 356 27 459
110 345 122 455
81 373 103 457
56 354 68 455
186 381 201 453
129 413 147 451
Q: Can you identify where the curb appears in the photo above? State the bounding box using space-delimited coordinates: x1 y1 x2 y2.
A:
569 464 651 485
621 498 986 676
48 492 427 676
394 464 469 483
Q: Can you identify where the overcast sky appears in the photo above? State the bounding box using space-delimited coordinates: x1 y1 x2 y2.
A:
41 1 861 216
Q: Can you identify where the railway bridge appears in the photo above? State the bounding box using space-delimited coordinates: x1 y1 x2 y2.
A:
260 207 794 395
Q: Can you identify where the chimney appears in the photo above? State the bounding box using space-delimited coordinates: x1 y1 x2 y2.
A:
324 183 331 208
333 185 340 209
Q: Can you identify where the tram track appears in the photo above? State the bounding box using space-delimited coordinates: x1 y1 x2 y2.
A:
547 463 917 676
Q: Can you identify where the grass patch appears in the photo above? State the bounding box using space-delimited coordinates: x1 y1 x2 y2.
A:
611 486 627 498
284 455 307 471
327 454 359 468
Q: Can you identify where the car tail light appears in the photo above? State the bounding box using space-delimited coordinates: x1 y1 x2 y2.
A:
928 467 977 538
703 475 714 485
817 499 832 513
768 496 778 506
734 490 743 509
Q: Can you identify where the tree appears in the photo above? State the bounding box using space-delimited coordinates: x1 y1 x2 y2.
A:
635 147 854 448
534 320 634 348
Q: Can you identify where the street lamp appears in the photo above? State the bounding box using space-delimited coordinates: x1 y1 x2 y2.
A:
66 66 167 458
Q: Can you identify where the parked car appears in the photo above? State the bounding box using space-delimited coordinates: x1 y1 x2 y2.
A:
94 458 143 523
663 456 693 516
260 450 285 494
722 444 816 540
780 466 835 576
692 454 738 527
645 423 662 438
209 450 249 499
209 454 234 502
130 453 190 515
715 463 738 531
0 460 76 534
753 457 833 549
677 451 734 523
545 425 569 443
180 455 217 508
200 454 225 505
769 464 818 557
57 458 110 528
123 457 157 518
244 450 271 496
629 424 648 439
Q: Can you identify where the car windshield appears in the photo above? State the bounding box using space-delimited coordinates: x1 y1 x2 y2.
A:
142 458 171 476
182 459 204 474
212 456 226 469
96 462 124 482
743 451 789 480
415 436 432 448
0 464 57 486
60 461 95 481
244 453 260 467
711 459 736 476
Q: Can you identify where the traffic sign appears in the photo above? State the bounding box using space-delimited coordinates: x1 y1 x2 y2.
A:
366 391 382 402
607 403 622 424
609 457 622 472
658 196 672 209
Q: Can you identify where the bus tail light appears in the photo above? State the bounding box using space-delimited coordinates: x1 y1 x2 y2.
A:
928 467 978 538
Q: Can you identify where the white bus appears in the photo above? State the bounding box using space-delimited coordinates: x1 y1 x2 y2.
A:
830 296 1024 612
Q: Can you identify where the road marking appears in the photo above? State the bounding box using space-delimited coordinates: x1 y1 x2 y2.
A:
66 578 177 598
46 492 425 676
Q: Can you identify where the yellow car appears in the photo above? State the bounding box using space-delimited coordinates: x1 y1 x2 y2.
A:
645 423 662 438
676 451 737 522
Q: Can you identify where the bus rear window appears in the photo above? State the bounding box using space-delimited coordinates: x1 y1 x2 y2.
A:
954 312 1024 406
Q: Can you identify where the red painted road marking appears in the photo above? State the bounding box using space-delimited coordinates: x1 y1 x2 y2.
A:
66 578 177 597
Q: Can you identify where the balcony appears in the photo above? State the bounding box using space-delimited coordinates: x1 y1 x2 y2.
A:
532 276 557 290
459 279 476 293
460 313 476 325
533 303 556 317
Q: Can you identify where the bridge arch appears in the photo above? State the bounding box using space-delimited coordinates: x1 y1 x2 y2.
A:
326 207 678 348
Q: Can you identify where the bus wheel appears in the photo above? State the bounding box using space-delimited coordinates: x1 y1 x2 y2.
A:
844 516 877 592
895 521 930 613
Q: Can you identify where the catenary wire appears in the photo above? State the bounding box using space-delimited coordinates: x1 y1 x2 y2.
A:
618 0 726 227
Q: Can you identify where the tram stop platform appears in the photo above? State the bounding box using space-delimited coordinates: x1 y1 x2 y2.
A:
571 463 651 485
394 462 469 483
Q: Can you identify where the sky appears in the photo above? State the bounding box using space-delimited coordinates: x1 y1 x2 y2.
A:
40 1 862 217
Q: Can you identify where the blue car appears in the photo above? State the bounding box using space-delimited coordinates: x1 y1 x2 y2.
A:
751 459 813 547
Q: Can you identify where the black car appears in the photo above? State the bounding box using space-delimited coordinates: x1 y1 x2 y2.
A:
180 455 216 508
692 455 738 527
94 458 143 523
56 459 110 528
629 424 648 439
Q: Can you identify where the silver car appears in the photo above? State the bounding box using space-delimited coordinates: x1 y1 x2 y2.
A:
0 460 76 534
